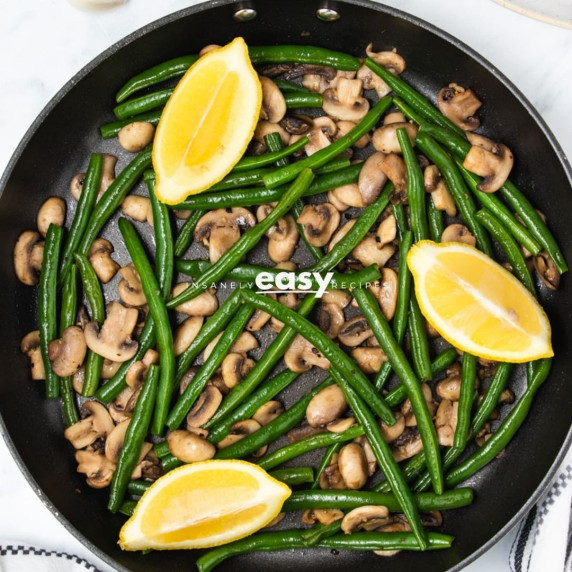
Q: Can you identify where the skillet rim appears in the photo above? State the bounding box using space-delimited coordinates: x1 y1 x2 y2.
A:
1 1 571 570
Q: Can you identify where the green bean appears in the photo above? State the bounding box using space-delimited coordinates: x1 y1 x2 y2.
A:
38 224 64 399
174 209 204 257
174 289 243 385
274 79 309 93
257 426 365 471
456 161 541 256
100 110 162 139
147 177 174 299
114 88 173 120
372 451 429 493
108 365 159 512
447 358 551 487
234 137 308 172
166 304 254 430
365 59 465 137
311 442 342 489
454 353 477 452
78 149 152 257
74 253 105 397
353 287 443 494
472 362 513 435
215 378 333 460
95 318 156 403
415 133 494 257
264 132 289 168
310 181 394 273
333 376 428 549
59 265 79 426
118 218 175 435
283 92 323 108
375 228 413 390
170 163 363 210
119 500 137 517
283 487 474 512
408 294 432 382
315 157 352 175
167 169 314 309
176 260 381 291
205 295 317 429
161 454 182 472
59 153 103 283
197 530 454 572
208 168 269 192
476 209 535 293
385 348 459 409
393 203 409 235
393 96 426 126
263 97 392 189
240 290 395 425
207 370 298 444
397 127 428 242
153 441 170 459
268 467 314 487
299 520 342 546
427 195 444 242
127 479 150 497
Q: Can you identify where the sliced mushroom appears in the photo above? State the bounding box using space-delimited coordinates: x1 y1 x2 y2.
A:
435 399 459 447
365 44 406 75
375 267 398 320
328 183 366 210
14 230 44 286
70 154 116 201
463 133 514 193
254 121 290 147
327 417 356 433
392 427 424 462
246 293 276 332
322 78 369 122
328 219 356 251
319 457 347 490
436 369 462 401
285 335 330 373
167 429 216 463
221 352 255 389
351 347 387 374
306 385 347 428
84 301 139 362
338 316 373 347
118 121 155 152
20 330 45 380
341 505 391 533
302 508 344 526
122 195 154 226
287 424 327 443
257 205 299 263
372 122 418 154
302 73 331 93
172 284 219 316
195 208 257 263
108 385 136 423
338 443 368 489
352 236 396 268
118 264 146 306
357 64 391 98
259 76 287 123
441 223 476 246
37 197 66 237
318 303 345 339
379 153 407 193
174 316 204 356
303 125 333 156
380 411 406 443
424 165 457 216
203 331 259 361
358 152 389 206
297 203 340 247
533 251 560 290
64 402 115 449
335 120 370 148
87 238 120 284
285 64 337 82
322 289 352 308
253 400 284 426
438 83 482 131
104 419 130 463
75 449 116 489
280 114 313 135
186 385 223 428
101 359 122 380
48 326 87 377
125 349 159 389
401 383 437 426
217 419 263 453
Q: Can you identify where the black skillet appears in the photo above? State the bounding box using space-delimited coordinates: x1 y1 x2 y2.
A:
1 0 572 570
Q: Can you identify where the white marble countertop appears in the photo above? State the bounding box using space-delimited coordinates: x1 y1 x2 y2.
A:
0 0 570 570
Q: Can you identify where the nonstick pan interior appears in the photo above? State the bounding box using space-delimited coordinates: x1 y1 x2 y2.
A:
1 1 571 570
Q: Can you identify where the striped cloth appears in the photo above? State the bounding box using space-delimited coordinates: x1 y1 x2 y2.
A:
510 445 572 572
0 544 98 571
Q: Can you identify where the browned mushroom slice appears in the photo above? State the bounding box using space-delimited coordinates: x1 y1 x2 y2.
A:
352 236 396 268
252 400 285 426
319 455 347 490
195 208 256 263
438 83 482 131
338 443 368 489
327 219 356 251
401 383 437 426
302 125 333 156
246 293 276 332
279 114 313 135
365 44 406 75
424 165 457 217
392 427 424 461
380 411 406 443
217 419 264 456
463 133 513 193
64 401 115 449
14 230 44 286
533 251 560 290
335 120 370 148
302 508 344 525
379 153 407 193
284 334 330 373
302 73 331 94
441 223 476 246
357 64 391 98
173 316 204 356
351 347 387 374
297 203 340 247
341 505 391 533
108 385 136 423
287 424 327 443
70 154 117 201
358 152 389 206
435 399 459 446
118 264 147 306
328 183 366 211
327 417 356 433
221 352 255 390
203 330 259 361
436 367 462 401
75 449 116 489
306 384 347 428
338 316 374 347
318 302 345 339
167 429 216 463
118 121 155 152
322 78 369 122
48 325 87 377
375 267 398 320
172 284 218 316
259 76 287 123
101 359 122 380
186 385 223 428
84 301 139 362
322 289 352 308
88 238 120 284
285 63 337 81
372 122 418 154
20 330 46 380
257 205 299 263
254 121 290 147
122 195 154 226
37 197 66 237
